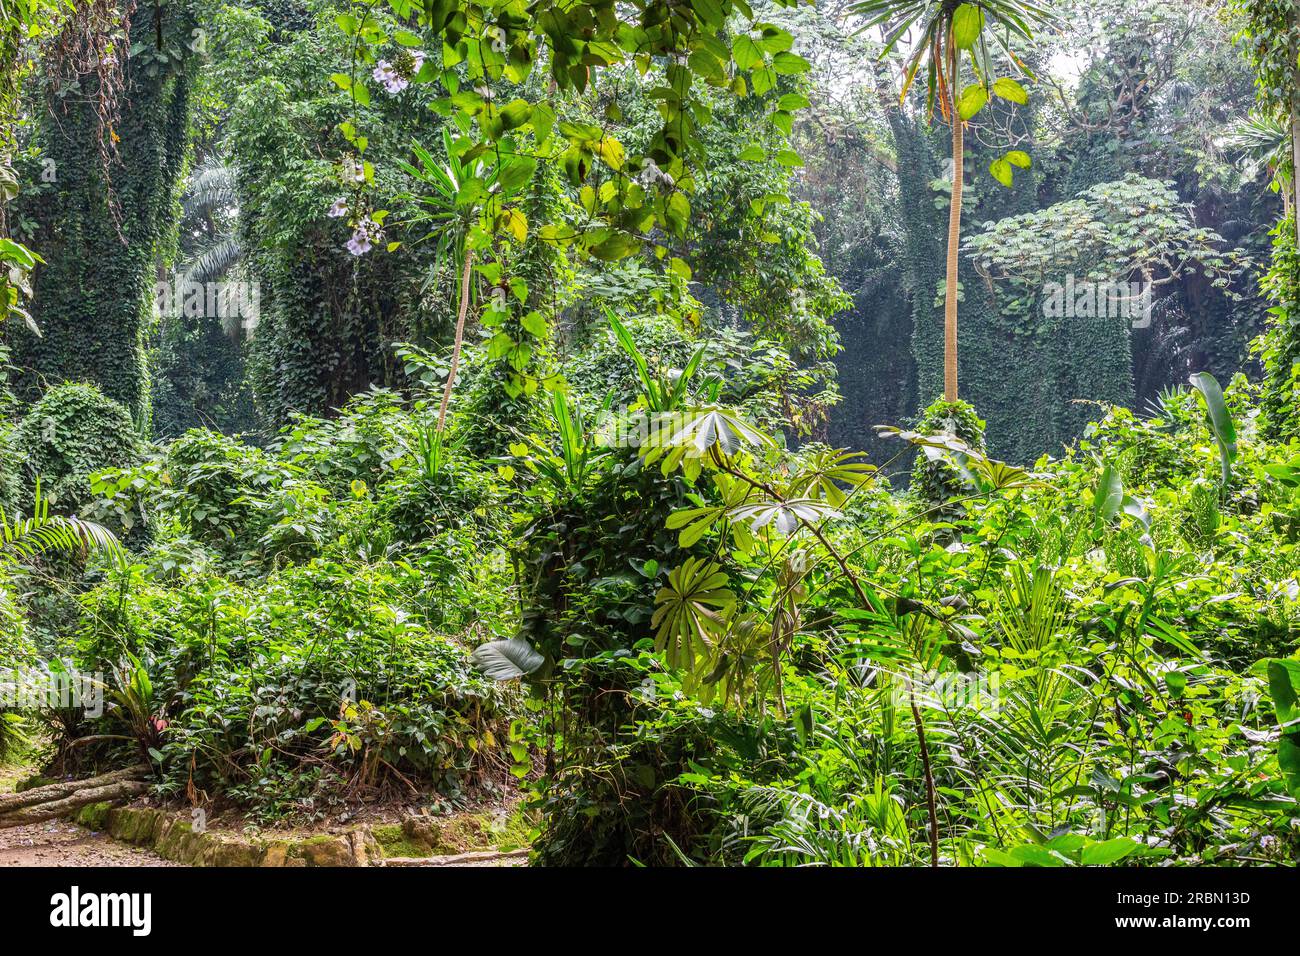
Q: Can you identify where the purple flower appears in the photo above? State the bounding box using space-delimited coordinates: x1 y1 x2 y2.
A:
373 59 409 95
327 199 348 218
345 216 383 256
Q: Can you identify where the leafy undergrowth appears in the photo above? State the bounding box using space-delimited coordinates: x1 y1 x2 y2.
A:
1 334 1298 866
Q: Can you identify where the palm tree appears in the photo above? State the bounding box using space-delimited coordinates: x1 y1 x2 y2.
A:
851 1 1057 401
0 483 122 758
1222 114 1295 220
397 130 533 432
173 157 248 336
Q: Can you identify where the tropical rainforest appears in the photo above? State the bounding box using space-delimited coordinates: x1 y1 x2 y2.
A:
0 0 1297 870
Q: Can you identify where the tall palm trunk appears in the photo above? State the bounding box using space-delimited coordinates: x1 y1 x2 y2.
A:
944 68 963 402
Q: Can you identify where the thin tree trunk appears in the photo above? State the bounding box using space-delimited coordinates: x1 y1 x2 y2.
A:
1293 8 1300 245
910 690 940 867
1292 109 1300 246
944 81 963 403
436 245 474 433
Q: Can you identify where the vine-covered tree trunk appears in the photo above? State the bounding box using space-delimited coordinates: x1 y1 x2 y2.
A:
944 56 963 402
15 3 198 422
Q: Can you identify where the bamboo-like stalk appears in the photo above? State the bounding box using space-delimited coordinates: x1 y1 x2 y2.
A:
436 244 475 433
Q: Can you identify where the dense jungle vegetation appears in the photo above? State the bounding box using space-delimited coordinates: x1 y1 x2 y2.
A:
0 0 1298 868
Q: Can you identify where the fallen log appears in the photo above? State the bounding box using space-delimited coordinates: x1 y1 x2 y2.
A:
0 779 148 830
380 848 531 867
0 766 148 817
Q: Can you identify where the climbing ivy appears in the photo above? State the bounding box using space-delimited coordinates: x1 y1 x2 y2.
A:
223 8 445 429
1255 219 1300 441
13 381 142 511
14 1 200 422
1236 0 1300 439
964 176 1243 454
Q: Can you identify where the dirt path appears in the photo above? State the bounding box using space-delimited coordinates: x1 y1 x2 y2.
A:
0 763 526 867
0 817 180 867
0 761 179 867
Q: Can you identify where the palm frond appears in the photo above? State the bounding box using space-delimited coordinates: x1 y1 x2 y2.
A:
0 484 124 568
182 161 238 219
1219 115 1292 185
180 236 243 287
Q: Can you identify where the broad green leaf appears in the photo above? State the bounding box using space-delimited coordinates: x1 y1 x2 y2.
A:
1092 462 1124 529
952 4 984 50
1268 658 1300 724
959 84 988 120
471 638 544 681
772 51 810 75
988 156 1013 187
1189 371 1238 484
732 35 764 70
992 77 1028 105
1280 734 1300 798
588 231 642 261
1080 838 1141 866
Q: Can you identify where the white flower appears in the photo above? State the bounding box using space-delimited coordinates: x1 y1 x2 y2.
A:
345 216 383 256
327 199 348 218
343 158 366 183
411 51 426 73
373 59 408 95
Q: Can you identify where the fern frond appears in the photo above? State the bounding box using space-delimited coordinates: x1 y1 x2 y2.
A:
0 484 124 567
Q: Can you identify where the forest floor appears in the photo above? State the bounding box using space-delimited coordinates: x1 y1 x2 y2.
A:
0 817 180 867
0 759 527 867
0 761 176 866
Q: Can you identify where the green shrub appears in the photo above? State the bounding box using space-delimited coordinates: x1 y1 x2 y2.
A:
13 383 141 512
908 397 986 509
77 559 511 818
90 428 296 566
531 655 795 866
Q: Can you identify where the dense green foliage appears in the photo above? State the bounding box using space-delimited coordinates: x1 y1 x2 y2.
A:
13 2 199 420
1 0 1298 873
14 383 141 511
